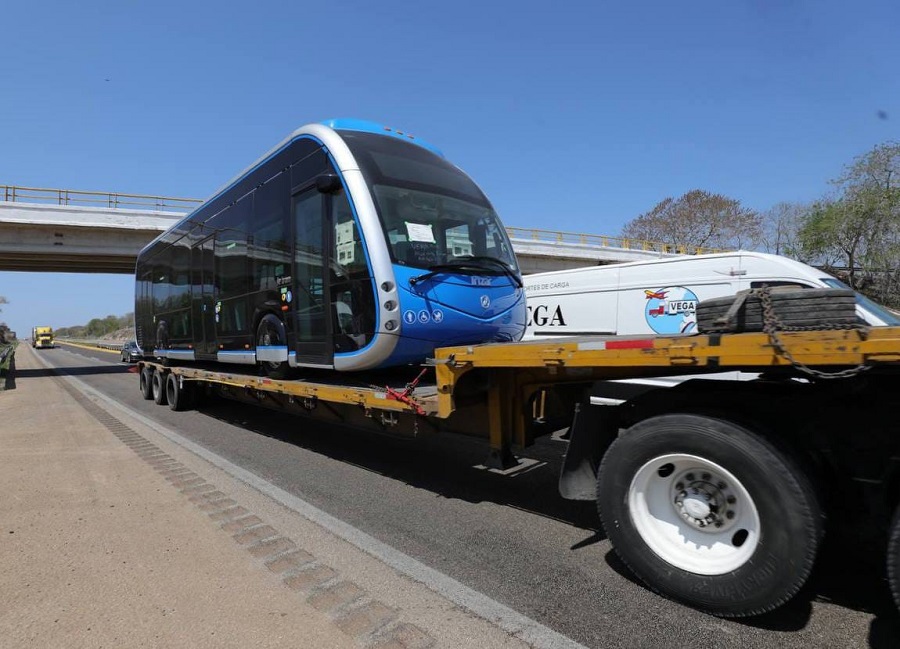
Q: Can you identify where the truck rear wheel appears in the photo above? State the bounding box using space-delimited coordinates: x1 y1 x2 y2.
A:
888 506 900 611
151 370 168 405
166 372 192 411
596 413 823 617
139 367 154 400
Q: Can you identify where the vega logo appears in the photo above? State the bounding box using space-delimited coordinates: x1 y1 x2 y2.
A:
644 287 699 334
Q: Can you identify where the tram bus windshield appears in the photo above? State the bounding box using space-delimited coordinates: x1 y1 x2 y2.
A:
338 130 519 272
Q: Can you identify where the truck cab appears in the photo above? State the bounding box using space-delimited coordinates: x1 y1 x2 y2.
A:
32 326 54 349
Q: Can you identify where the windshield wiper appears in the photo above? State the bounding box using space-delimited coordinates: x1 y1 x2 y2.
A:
409 256 522 288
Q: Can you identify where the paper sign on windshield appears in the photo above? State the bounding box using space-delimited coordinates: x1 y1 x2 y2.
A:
406 222 436 243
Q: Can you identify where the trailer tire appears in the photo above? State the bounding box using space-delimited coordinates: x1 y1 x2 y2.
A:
256 314 290 380
151 370 168 405
166 372 192 411
139 367 154 400
596 413 823 617
888 506 900 611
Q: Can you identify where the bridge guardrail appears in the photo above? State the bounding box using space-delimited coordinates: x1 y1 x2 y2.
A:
505 227 724 256
3 184 724 256
1 185 202 212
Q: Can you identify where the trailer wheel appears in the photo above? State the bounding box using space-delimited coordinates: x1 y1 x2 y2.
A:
139 367 154 400
256 314 291 379
151 370 168 405
597 413 823 617
888 506 900 611
166 372 192 411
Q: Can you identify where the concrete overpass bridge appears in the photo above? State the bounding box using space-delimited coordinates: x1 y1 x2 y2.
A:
0 185 716 275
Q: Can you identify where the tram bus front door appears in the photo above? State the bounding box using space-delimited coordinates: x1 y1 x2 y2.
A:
292 188 333 366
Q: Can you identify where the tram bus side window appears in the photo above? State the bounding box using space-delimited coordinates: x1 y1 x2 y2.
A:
291 144 328 190
217 230 248 295
167 238 192 342
152 249 172 314
170 239 191 311
215 197 251 299
136 269 153 348
251 171 291 293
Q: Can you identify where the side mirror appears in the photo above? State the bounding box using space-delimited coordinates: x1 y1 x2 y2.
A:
316 174 343 194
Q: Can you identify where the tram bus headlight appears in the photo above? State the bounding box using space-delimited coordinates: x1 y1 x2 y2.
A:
385 320 397 331
384 300 396 311
381 281 394 292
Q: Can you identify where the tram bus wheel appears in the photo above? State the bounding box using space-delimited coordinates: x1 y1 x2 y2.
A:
256 314 291 379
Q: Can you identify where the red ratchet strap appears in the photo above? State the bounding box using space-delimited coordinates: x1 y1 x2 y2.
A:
384 367 429 416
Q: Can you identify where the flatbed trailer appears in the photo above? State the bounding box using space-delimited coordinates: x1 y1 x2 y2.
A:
138 326 900 617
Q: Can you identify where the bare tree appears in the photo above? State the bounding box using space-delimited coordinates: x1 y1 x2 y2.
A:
621 190 762 251
760 202 811 259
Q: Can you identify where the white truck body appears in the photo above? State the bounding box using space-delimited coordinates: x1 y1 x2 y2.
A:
524 251 898 339
523 251 900 402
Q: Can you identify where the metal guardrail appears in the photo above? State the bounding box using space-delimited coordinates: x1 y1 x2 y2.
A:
1 185 202 212
56 338 127 351
0 343 17 388
2 184 723 255
504 227 725 256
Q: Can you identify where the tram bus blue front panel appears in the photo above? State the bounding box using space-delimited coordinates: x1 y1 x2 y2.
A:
378 264 526 366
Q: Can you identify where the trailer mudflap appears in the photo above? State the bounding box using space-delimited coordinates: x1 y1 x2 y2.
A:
559 400 619 501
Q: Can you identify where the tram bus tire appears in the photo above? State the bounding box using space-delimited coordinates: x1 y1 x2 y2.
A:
256 313 291 379
151 370 168 406
888 506 900 611
596 413 823 617
166 372 192 411
139 367 154 400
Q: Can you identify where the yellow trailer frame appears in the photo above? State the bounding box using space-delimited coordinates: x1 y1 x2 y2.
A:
145 327 900 463
433 327 900 464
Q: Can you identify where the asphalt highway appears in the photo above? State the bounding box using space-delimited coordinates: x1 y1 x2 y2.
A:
37 343 900 648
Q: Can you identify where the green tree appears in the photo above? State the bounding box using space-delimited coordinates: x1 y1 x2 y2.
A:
797 142 900 305
622 190 762 251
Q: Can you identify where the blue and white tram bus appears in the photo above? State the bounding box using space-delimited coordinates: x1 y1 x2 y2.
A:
135 119 526 375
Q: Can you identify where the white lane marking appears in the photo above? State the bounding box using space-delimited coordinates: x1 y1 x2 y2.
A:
35 353 589 649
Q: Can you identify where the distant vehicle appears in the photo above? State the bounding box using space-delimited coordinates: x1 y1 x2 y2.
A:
31 326 54 349
134 119 525 376
120 340 142 363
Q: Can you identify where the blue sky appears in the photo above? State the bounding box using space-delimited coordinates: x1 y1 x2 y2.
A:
0 0 897 337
